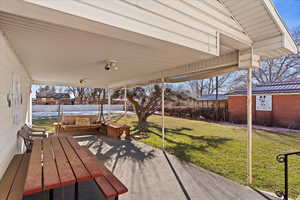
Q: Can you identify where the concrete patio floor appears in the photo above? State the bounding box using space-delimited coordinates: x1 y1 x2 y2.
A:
72 134 279 200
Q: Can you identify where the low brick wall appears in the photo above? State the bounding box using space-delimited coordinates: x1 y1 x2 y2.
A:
228 94 300 129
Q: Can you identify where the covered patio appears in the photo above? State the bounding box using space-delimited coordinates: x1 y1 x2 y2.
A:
73 133 279 200
0 0 298 199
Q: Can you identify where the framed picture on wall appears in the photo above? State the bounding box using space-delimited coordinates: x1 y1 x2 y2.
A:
256 95 272 111
11 72 22 124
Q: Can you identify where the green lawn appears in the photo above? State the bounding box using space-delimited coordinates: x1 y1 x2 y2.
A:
33 115 300 198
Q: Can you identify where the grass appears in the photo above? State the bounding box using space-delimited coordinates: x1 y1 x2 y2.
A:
33 115 300 198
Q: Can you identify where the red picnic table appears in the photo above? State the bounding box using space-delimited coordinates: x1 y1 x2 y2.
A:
23 136 128 200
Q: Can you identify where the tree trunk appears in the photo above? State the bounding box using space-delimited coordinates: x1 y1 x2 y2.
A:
136 112 149 131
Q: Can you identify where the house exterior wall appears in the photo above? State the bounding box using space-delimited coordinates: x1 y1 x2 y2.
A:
37 97 55 105
228 96 248 123
272 95 300 129
0 30 31 178
36 97 72 105
228 94 300 129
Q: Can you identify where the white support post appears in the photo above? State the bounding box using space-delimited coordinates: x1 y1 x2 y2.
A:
27 92 33 126
247 66 253 185
161 77 165 149
108 88 111 120
124 87 127 117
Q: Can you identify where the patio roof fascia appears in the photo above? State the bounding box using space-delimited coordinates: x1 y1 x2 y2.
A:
109 51 240 89
264 0 298 54
111 65 239 90
221 0 298 58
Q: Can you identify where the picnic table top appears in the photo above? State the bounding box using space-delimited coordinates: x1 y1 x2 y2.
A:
23 136 127 198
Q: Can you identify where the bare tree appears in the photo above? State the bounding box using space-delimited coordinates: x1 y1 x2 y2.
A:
253 52 300 84
37 85 56 93
187 74 233 98
90 88 105 98
89 88 106 104
187 79 204 98
65 87 89 104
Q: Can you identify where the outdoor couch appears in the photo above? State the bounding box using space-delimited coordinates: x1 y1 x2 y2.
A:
54 115 101 134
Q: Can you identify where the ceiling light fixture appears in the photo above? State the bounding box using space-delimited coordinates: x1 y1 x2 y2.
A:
79 78 87 84
104 60 118 71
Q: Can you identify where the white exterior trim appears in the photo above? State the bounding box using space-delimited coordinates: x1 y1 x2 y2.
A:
228 93 300 97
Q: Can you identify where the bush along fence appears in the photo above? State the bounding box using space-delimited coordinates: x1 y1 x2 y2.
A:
163 107 228 121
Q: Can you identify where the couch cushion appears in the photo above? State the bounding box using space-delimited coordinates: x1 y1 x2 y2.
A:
90 117 98 124
62 124 100 129
75 117 90 126
62 116 76 125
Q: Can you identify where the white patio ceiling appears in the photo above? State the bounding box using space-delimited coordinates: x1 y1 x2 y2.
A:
0 0 298 89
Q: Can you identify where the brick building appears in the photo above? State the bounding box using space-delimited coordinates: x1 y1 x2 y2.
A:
73 97 124 105
227 82 300 129
36 91 71 105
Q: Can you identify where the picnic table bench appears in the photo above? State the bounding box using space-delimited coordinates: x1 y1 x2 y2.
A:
0 154 30 200
0 136 128 200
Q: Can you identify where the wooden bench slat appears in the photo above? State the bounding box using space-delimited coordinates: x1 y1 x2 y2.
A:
94 177 118 199
7 154 30 200
67 137 127 196
51 137 76 186
94 162 128 195
105 174 128 195
88 158 128 196
58 137 91 182
24 139 43 196
0 154 23 200
67 137 103 177
43 138 60 190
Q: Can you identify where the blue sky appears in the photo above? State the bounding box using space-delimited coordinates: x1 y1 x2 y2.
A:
32 0 300 95
273 0 300 30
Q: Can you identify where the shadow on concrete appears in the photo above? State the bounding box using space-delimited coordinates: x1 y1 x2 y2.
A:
163 150 191 200
72 133 156 173
66 133 276 200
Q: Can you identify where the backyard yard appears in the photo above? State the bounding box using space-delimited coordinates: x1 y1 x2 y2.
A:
34 115 300 198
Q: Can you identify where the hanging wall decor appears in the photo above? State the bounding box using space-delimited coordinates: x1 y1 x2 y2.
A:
11 72 22 124
6 92 11 108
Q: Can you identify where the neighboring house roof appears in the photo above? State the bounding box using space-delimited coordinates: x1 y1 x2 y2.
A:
227 82 300 95
36 91 70 99
196 94 228 101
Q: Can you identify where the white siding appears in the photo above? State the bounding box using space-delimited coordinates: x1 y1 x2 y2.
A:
222 0 298 58
0 30 31 178
21 0 252 56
